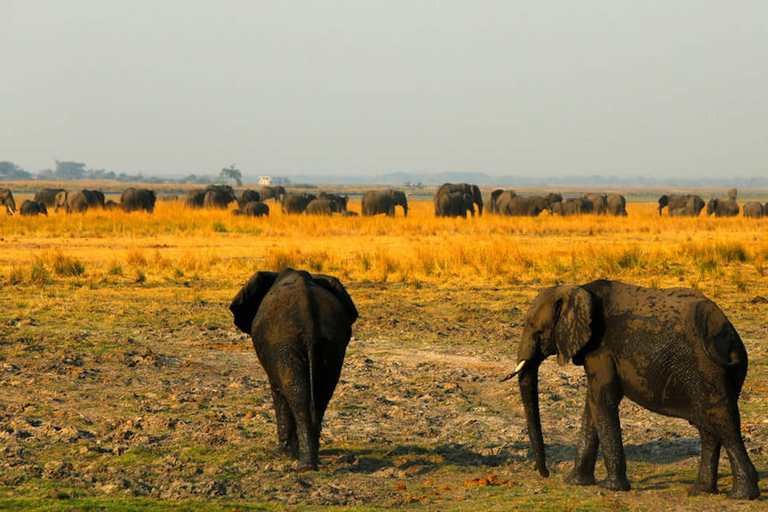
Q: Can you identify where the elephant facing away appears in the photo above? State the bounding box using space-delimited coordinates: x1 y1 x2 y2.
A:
584 194 607 215
361 190 408 217
435 191 474 218
508 279 758 499
229 269 358 471
34 188 66 207
707 198 739 217
605 193 627 216
237 189 261 209
742 202 764 218
1 188 16 214
121 187 156 213
19 200 48 216
658 194 705 216
184 190 206 208
282 193 317 214
204 185 237 209
435 183 483 216
243 201 269 217
487 189 515 214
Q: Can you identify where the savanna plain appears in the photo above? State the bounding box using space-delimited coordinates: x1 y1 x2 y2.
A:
2 185 768 511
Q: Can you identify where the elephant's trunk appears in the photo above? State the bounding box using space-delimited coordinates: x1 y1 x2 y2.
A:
403 204 408 217
519 359 549 478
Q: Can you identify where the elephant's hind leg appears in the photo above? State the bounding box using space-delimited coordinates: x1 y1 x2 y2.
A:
565 400 599 486
688 429 720 496
271 386 299 459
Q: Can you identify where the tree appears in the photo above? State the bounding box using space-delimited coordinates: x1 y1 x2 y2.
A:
55 160 86 180
219 164 242 187
0 161 31 180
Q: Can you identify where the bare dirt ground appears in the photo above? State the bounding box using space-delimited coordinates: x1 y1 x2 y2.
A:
1 276 767 510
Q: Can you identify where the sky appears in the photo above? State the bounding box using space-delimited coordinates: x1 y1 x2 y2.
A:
2 1 768 179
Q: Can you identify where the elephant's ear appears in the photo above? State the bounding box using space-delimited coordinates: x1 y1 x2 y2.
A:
229 271 279 333
311 274 359 324
553 287 594 366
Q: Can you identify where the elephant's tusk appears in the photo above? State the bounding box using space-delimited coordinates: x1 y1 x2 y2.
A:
500 360 527 382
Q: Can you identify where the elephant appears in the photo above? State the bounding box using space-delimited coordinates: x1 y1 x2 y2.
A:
237 189 261 209
121 187 156 213
229 268 358 471
707 198 740 217
605 193 627 216
728 188 738 201
435 191 475 218
318 192 349 212
204 185 237 209
104 200 121 210
282 193 317 214
261 185 287 203
742 202 764 218
361 189 408 217
341 210 359 217
584 194 607 215
34 188 66 207
55 190 101 213
658 194 704 217
507 279 759 499
243 201 270 217
435 183 483 216
19 200 48 216
306 198 342 216
487 189 515 215
545 193 563 212
184 189 206 208
1 188 16 214
497 194 549 216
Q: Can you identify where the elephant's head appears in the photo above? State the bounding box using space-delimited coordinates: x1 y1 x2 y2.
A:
54 190 68 212
391 190 408 216
508 285 596 478
706 198 718 216
471 184 484 216
658 195 669 216
1 189 15 214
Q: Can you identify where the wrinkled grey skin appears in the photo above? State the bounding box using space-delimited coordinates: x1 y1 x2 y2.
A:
584 194 607 215
658 194 705 216
1 188 16 214
282 193 317 214
361 190 408 217
606 193 627 216
497 195 549 216
55 190 103 213
514 279 758 499
435 191 475 218
237 189 261 209
707 198 740 217
306 198 342 216
204 185 237 209
487 189 514 214
243 201 270 217
742 202 764 218
230 268 358 471
121 187 156 213
435 183 483 216
19 200 48 216
261 185 287 203
318 192 349 212
34 188 66 207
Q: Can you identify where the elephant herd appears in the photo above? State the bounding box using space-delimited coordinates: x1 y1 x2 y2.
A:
230 268 759 499
1 187 157 215
658 189 768 218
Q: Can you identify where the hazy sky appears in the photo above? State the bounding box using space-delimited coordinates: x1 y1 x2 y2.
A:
3 1 767 178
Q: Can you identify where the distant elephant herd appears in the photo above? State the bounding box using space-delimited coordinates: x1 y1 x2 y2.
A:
1 183 765 220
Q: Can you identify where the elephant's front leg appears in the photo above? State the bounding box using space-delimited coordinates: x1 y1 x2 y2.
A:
565 399 599 486
588 378 630 491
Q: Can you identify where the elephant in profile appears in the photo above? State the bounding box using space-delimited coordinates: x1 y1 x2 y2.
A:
55 190 100 213
606 193 627 216
261 185 287 203
204 185 237 209
742 202 764 218
282 193 317 214
237 189 261 209
361 189 408 217
509 279 758 499
34 188 66 207
1 188 16 214
19 200 48 216
584 194 607 215
121 187 156 213
435 183 484 216
498 195 549 216
435 191 474 218
707 198 739 217
243 201 270 217
229 269 358 471
318 192 348 212
306 199 342 216
658 194 704 216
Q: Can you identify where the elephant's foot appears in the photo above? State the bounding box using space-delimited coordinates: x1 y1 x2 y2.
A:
564 470 596 486
727 481 760 500
599 476 631 492
687 481 718 497
274 443 299 460
297 459 319 473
